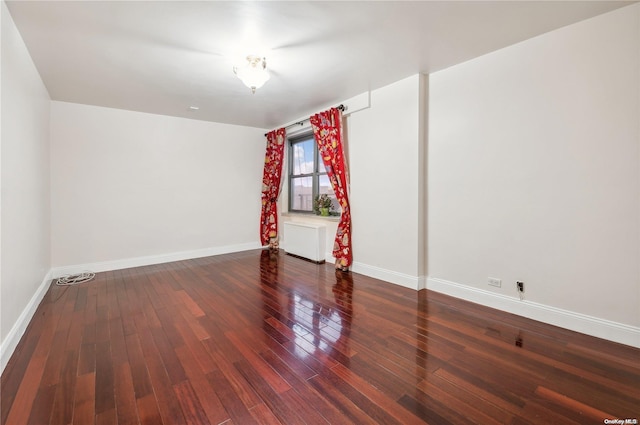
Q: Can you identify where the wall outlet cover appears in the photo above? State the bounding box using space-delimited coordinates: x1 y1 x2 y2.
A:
488 277 502 287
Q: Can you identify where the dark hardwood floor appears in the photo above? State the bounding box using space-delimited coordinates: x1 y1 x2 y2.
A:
1 249 638 424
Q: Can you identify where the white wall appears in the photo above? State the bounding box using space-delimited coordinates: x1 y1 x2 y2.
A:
428 3 640 337
50 102 266 270
349 75 427 287
1 0 51 363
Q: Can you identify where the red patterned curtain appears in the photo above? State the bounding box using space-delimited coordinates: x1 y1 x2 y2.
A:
310 108 352 270
260 128 286 249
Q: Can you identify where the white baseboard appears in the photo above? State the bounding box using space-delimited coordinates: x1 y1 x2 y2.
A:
324 254 423 290
326 257 639 347
6 251 635 378
427 277 640 349
2 242 263 374
351 261 422 290
50 242 263 278
0 270 53 373
325 252 427 290
417 275 427 290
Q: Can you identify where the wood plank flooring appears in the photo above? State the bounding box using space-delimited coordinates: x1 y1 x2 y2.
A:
1 249 639 424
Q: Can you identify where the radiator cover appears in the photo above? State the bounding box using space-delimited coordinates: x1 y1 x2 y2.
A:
283 222 326 263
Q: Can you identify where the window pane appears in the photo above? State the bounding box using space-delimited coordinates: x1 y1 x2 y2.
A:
291 139 315 175
291 176 313 211
319 174 341 214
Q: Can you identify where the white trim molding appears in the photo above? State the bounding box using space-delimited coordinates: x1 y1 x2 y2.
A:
51 242 263 278
351 262 422 290
0 242 262 371
2 241 264 373
325 255 425 290
1 270 53 373
427 277 640 349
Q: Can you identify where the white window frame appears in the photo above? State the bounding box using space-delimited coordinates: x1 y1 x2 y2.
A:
287 132 327 214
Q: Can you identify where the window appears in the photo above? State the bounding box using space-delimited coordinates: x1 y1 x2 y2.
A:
288 133 341 215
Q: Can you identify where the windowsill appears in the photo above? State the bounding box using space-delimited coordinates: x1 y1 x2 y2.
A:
281 212 341 222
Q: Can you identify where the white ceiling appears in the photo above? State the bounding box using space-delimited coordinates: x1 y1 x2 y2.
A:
6 1 635 129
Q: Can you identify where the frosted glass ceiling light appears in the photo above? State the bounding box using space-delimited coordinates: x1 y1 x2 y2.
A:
233 55 270 94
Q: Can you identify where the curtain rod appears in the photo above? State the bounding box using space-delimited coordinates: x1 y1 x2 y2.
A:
264 104 345 137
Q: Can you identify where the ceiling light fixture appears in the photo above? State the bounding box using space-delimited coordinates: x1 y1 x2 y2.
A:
233 55 270 94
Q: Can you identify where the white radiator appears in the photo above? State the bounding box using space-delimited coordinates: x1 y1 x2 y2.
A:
283 222 326 263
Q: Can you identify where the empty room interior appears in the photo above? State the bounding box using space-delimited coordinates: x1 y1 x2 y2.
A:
1 1 639 424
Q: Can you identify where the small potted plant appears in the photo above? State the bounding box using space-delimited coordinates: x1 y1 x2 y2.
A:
314 194 333 216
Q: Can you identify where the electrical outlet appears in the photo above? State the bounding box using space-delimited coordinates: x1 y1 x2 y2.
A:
517 281 525 292
488 277 502 287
